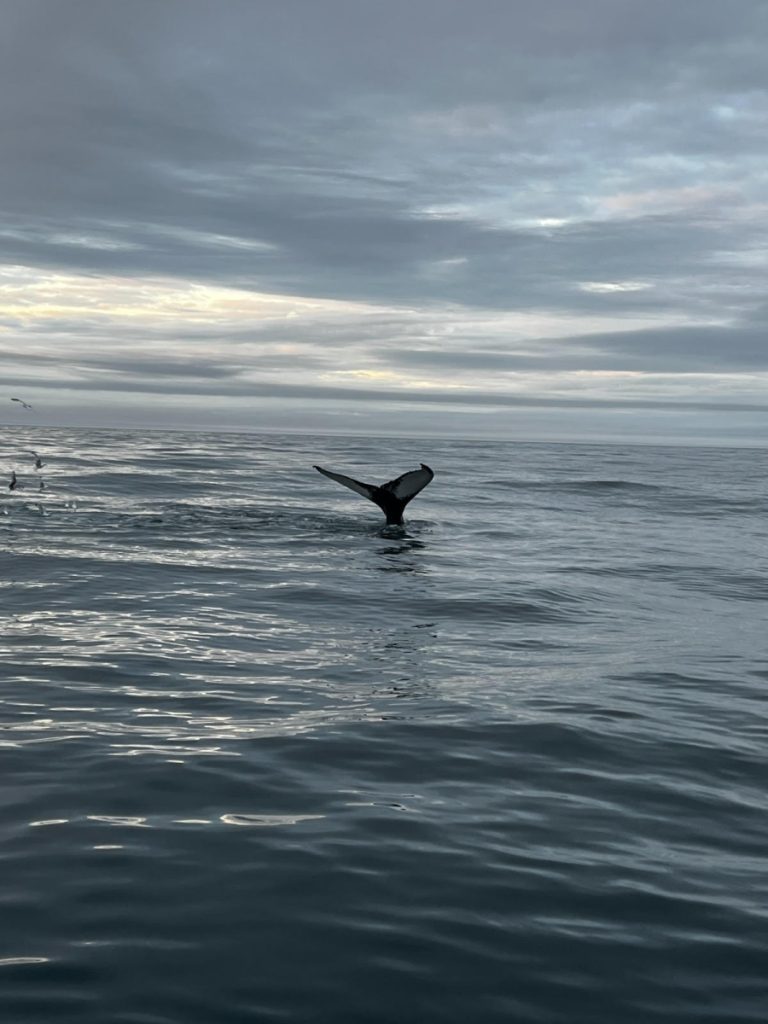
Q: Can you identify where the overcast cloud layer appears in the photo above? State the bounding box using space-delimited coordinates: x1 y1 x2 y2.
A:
1 0 767 441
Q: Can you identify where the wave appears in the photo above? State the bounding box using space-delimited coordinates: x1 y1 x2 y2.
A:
488 478 666 493
570 562 768 602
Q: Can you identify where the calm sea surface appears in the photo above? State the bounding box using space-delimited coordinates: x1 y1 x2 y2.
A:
1 427 767 1023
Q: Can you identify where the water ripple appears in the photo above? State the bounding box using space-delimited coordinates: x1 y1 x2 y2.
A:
1 428 767 1023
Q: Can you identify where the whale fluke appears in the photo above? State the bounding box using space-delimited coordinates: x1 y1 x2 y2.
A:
314 463 434 525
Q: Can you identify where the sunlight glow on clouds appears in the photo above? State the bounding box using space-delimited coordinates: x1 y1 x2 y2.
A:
0 265 376 326
578 281 653 294
326 368 474 390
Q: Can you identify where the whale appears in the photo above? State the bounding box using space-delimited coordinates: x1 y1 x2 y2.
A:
314 463 434 525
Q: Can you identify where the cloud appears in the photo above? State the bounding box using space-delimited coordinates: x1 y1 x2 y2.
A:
0 1 767 440
387 319 768 374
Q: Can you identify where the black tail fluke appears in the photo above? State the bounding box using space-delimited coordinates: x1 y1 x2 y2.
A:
314 463 434 525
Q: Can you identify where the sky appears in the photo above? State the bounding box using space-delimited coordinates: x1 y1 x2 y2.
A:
1 0 767 443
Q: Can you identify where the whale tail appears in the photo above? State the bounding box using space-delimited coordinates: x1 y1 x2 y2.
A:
314 464 434 525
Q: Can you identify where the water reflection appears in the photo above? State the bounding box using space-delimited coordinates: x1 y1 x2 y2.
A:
220 813 324 827
375 537 428 574
340 620 441 708
0 957 50 967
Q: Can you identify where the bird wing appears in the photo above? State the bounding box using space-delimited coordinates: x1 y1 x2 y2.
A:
313 465 376 501
381 464 434 501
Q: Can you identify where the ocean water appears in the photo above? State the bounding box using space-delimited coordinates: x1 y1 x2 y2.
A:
1 426 767 1024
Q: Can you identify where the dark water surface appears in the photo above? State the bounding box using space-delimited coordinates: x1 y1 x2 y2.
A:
1 428 767 1023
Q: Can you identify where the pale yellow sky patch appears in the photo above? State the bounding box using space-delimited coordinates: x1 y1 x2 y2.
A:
325 368 472 390
594 185 737 218
0 265 381 326
0 263 696 346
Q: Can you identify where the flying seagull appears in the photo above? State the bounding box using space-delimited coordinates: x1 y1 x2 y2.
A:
10 398 33 410
314 463 434 525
